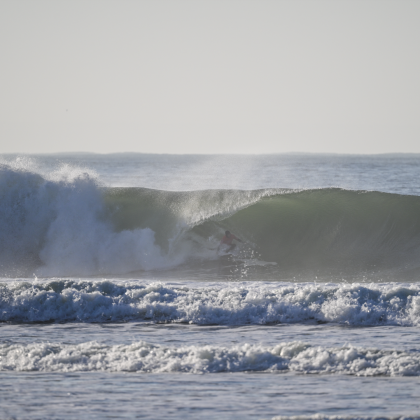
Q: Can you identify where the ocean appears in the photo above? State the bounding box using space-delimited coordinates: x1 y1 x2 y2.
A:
1 153 420 419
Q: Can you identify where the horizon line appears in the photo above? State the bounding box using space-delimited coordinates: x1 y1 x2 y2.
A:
2 151 420 156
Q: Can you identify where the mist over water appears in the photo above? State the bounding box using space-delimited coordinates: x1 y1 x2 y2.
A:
5 153 419 193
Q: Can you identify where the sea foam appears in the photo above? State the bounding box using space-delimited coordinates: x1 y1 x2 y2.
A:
1 339 420 376
1 280 419 326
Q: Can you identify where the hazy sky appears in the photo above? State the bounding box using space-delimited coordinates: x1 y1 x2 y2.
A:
1 0 419 154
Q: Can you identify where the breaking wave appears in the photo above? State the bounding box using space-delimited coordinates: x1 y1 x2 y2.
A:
1 160 420 279
1 339 420 376
1 280 420 325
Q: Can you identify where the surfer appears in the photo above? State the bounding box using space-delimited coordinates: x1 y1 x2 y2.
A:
217 230 243 254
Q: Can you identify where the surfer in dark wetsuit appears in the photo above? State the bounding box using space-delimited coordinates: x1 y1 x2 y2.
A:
217 230 243 253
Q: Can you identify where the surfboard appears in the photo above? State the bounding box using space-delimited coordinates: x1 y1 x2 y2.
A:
217 245 236 258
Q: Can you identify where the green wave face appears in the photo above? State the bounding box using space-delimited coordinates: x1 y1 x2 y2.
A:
103 187 278 250
105 187 420 279
215 189 420 275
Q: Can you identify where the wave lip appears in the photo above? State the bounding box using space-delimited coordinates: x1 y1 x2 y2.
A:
1 280 420 326
1 340 420 376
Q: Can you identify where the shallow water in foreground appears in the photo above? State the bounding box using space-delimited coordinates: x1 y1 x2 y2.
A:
1 279 420 418
2 372 420 419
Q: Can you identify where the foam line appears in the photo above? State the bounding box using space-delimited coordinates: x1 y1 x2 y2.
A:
1 281 419 325
1 340 420 376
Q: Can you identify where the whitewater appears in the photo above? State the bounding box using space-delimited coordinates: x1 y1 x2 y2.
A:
1 153 420 419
